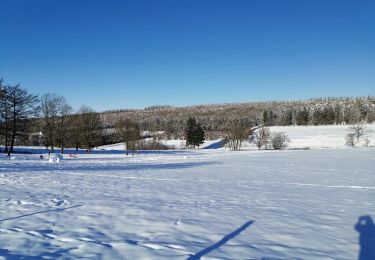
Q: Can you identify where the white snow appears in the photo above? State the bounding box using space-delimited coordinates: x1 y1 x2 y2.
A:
268 124 375 149
99 124 375 151
0 148 374 259
99 138 224 150
46 153 64 163
236 123 375 150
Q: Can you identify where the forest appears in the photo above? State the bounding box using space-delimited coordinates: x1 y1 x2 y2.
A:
1 78 375 150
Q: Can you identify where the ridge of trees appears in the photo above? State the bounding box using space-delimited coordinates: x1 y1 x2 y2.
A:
100 96 375 139
1 77 375 152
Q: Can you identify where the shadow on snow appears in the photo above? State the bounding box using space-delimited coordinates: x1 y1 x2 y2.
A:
0 247 76 260
187 220 254 260
0 205 82 259
5 147 195 156
0 205 83 222
355 215 375 260
1 161 217 173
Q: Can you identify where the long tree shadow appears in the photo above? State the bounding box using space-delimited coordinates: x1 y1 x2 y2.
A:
0 205 83 222
1 161 217 174
355 215 375 260
8 147 196 155
187 220 254 260
0 247 76 259
0 205 83 258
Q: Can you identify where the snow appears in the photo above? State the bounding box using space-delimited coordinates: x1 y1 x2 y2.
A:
268 124 375 149
99 124 375 152
99 138 225 150
0 148 374 259
45 153 64 163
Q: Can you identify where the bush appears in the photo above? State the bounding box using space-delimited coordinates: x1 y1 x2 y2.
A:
348 123 365 141
136 140 174 150
345 133 355 147
271 132 290 150
364 138 370 147
252 126 271 149
346 123 366 147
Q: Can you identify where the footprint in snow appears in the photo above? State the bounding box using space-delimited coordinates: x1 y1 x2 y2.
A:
125 239 138 245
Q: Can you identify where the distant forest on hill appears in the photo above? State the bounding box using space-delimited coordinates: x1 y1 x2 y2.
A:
101 96 375 139
1 78 375 151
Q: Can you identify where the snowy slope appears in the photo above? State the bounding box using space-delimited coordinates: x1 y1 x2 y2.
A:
99 139 225 150
269 124 375 149
0 149 374 259
99 124 375 152
236 123 375 150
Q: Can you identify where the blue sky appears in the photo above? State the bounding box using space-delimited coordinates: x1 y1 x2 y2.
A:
1 0 374 111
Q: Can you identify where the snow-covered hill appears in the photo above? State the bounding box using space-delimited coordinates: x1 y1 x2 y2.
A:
267 123 375 149
100 124 375 151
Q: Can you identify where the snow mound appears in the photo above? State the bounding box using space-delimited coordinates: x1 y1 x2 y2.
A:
46 153 64 163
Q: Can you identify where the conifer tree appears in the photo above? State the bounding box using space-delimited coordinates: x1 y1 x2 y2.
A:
185 116 205 148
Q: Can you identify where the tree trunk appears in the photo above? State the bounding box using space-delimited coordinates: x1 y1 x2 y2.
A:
4 121 8 152
10 125 16 153
4 98 8 152
50 131 55 153
9 94 16 153
61 131 64 154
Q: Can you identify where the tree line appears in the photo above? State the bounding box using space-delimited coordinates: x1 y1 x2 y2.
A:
1 78 177 154
1 77 374 154
1 79 105 154
101 96 375 139
0 80 39 155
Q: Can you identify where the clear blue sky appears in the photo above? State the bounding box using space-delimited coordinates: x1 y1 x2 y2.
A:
1 0 374 111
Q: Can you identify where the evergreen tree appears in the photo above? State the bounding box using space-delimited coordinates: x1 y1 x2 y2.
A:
185 116 205 148
195 122 205 148
262 110 268 126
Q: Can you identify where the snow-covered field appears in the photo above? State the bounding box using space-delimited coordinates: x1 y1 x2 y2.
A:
268 124 375 149
101 123 375 151
1 148 374 259
99 138 225 150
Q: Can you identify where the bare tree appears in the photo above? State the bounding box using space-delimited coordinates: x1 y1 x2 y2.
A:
0 80 10 152
252 126 271 150
349 123 365 142
364 137 370 147
68 113 83 151
6 85 39 154
79 106 103 151
41 93 72 153
116 118 140 155
226 121 249 151
345 133 355 147
345 123 366 147
57 101 72 154
271 132 290 149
